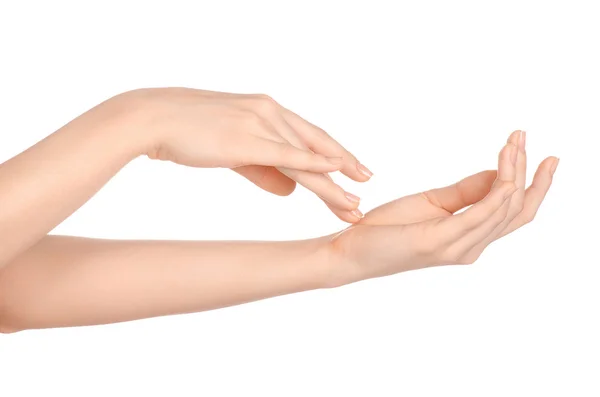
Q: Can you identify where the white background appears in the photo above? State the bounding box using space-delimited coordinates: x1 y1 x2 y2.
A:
0 1 598 396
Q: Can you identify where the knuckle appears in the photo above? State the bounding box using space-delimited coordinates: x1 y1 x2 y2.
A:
277 143 298 163
459 256 477 265
240 110 267 128
445 250 478 265
462 251 482 265
438 244 481 266
522 210 536 224
513 196 525 212
439 247 463 265
252 94 279 113
498 181 517 198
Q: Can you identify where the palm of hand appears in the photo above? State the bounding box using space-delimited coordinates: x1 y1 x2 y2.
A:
328 131 558 286
364 192 453 225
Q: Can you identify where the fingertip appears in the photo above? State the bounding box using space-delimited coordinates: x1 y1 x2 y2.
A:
541 156 557 165
347 209 364 223
357 162 373 179
342 161 373 183
327 203 363 223
549 157 560 176
507 130 522 145
275 182 297 196
535 156 558 176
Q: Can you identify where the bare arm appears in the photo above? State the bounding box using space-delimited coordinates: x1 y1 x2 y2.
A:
0 88 370 268
0 235 329 332
0 95 142 268
0 131 557 333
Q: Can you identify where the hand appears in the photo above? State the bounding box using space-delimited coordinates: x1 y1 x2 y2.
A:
122 88 372 223
326 131 558 286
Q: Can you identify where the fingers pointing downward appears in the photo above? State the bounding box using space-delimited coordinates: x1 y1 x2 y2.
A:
282 109 373 183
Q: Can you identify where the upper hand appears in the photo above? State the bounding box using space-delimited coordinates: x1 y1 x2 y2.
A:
326 131 558 286
122 88 372 223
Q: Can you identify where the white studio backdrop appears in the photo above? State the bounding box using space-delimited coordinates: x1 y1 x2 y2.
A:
0 1 598 396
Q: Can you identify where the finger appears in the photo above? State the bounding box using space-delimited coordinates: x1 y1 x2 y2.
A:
458 131 527 261
233 166 297 196
481 131 527 235
325 201 364 223
282 109 373 182
439 143 518 242
511 130 527 195
244 117 362 221
421 170 497 214
322 173 364 223
502 130 527 223
238 138 344 173
273 119 363 221
278 167 361 212
497 156 558 237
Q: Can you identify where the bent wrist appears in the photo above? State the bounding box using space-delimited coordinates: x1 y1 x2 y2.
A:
98 89 164 159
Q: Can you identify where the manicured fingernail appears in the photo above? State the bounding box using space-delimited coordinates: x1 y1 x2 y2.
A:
345 192 361 203
326 156 344 165
550 157 560 176
509 144 518 165
357 162 373 178
351 209 364 219
519 130 526 151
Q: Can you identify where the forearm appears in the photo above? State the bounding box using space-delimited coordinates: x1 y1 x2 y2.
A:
0 93 145 268
0 235 331 332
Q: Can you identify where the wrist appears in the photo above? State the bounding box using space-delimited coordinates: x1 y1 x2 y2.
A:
101 89 163 158
310 231 365 290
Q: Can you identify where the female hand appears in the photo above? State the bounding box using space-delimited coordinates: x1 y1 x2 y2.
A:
122 88 372 223
326 131 559 286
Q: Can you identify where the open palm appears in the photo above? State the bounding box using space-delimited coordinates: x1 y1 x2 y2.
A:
328 131 558 285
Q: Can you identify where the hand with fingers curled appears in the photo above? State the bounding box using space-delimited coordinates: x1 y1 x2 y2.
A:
323 130 559 287
122 88 371 223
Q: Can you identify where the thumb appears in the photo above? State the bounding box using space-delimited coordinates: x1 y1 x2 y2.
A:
423 170 497 213
232 165 297 196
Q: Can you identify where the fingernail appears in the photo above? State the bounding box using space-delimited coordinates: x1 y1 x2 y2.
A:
550 157 560 176
357 162 373 178
345 192 360 203
510 144 518 165
519 130 527 151
351 209 364 219
508 130 520 144
326 156 344 165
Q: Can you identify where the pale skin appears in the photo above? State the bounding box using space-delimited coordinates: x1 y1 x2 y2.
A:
0 88 558 333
